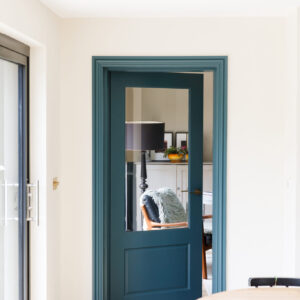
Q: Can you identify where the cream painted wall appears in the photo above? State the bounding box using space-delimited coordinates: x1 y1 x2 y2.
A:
295 8 300 277
59 17 297 299
0 1 61 300
282 9 298 277
203 72 213 162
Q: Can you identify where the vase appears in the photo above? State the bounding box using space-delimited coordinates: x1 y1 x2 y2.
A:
168 153 184 162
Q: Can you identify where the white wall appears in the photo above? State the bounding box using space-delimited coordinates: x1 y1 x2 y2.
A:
282 9 298 277
0 1 61 300
59 16 297 298
296 8 300 277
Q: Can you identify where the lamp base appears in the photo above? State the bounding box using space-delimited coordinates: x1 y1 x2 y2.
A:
139 150 148 193
139 179 148 194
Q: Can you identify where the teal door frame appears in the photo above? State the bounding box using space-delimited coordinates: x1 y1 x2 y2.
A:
92 56 227 300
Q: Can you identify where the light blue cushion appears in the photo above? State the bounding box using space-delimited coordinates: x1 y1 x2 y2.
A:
141 187 187 224
204 219 212 234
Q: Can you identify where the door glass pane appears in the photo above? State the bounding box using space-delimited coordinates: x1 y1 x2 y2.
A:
0 59 19 300
125 88 189 231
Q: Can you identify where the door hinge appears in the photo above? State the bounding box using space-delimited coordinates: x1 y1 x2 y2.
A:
27 180 39 226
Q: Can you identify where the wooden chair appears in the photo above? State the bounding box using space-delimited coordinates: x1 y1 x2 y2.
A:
141 204 212 279
202 215 212 279
249 277 300 288
141 205 188 230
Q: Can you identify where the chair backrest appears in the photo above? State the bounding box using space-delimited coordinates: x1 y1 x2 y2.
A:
142 195 161 223
141 187 187 224
141 205 156 230
249 277 300 288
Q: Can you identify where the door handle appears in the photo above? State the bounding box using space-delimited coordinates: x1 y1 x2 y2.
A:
27 180 39 226
181 189 202 195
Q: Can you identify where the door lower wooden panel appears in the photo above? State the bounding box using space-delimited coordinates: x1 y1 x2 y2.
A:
125 244 189 295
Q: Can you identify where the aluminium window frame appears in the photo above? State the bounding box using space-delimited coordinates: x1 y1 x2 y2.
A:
0 32 30 300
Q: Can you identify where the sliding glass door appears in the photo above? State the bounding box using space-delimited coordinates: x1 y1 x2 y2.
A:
0 34 29 300
0 58 21 300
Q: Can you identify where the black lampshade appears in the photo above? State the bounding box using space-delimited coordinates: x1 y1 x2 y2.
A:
126 121 165 151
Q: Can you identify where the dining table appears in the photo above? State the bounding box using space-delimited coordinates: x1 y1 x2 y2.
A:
200 288 300 299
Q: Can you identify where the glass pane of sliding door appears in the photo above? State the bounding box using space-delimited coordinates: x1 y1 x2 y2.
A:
0 57 27 300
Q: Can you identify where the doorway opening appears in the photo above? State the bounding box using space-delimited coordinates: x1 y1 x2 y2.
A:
93 57 227 300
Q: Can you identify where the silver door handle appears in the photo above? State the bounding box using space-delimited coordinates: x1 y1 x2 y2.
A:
1 180 39 226
27 180 39 226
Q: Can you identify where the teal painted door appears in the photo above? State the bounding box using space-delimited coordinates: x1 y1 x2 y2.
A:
110 72 203 300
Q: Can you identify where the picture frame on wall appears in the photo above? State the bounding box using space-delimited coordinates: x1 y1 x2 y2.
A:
151 132 173 161
176 132 188 149
162 132 173 151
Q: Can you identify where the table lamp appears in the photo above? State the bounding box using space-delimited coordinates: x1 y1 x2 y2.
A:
126 121 165 193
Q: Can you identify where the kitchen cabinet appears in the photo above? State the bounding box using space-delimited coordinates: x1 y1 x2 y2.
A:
134 162 212 230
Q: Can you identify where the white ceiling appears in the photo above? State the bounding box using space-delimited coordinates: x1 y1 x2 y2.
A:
40 0 300 18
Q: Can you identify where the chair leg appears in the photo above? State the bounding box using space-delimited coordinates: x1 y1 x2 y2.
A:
202 245 207 279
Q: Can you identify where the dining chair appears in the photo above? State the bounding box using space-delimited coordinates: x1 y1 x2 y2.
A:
249 277 300 288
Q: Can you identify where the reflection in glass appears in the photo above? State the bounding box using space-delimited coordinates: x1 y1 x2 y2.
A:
0 59 19 300
125 121 165 193
125 88 189 231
